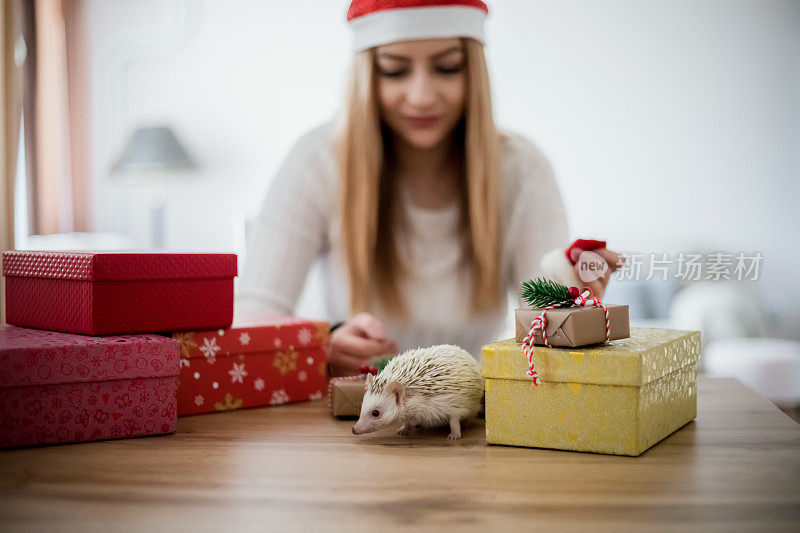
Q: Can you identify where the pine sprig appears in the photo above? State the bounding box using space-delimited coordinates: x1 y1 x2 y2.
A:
520 277 573 309
371 354 394 372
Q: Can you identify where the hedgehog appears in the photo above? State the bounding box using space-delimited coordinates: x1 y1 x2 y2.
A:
351 344 484 440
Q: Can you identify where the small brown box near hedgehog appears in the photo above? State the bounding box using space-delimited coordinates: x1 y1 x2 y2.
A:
352 345 484 440
329 377 368 418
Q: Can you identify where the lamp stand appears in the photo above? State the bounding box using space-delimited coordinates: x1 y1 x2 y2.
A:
149 173 167 250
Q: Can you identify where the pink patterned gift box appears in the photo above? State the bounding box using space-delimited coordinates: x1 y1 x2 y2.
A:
0 326 180 448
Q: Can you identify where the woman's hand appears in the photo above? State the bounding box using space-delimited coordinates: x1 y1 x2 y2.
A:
328 312 398 377
569 246 625 299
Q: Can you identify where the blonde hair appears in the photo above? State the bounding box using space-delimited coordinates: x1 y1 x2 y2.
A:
335 38 502 319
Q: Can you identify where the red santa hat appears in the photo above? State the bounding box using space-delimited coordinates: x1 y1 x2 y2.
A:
347 0 489 52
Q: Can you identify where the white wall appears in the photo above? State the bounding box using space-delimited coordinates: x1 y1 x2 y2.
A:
86 1 800 335
87 0 351 252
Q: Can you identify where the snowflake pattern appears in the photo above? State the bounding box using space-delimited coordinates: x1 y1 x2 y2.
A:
309 391 323 400
270 389 290 405
179 358 190 368
254 378 265 391
199 337 220 364
214 393 243 412
274 338 282 348
314 321 329 344
298 371 307 382
228 362 248 384
273 350 298 375
298 328 312 346
194 395 204 406
173 332 198 358
239 332 251 346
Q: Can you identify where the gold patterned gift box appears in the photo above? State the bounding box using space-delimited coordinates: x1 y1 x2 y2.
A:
481 328 700 456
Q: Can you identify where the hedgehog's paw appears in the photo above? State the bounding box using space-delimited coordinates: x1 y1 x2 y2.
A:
397 424 411 436
448 417 462 440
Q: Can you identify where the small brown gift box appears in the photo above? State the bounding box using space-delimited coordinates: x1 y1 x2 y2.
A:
328 376 367 417
515 305 630 347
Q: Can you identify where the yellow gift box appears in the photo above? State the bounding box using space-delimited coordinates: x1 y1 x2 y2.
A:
481 328 700 456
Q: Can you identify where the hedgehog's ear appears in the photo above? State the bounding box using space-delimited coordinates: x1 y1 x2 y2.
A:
385 381 405 406
364 373 373 391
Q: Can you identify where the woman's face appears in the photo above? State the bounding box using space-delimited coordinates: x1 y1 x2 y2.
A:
374 38 466 151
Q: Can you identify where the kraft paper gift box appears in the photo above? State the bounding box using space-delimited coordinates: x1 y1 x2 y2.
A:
481 328 700 456
2 251 237 335
174 310 329 416
515 305 630 347
328 357 396 417
328 375 367 417
0 326 179 448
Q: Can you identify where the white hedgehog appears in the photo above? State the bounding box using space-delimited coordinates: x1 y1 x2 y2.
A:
352 344 484 440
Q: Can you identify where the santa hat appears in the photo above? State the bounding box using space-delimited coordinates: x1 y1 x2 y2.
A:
347 0 489 52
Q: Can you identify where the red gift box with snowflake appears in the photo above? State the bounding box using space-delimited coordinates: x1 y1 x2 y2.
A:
0 325 179 448
173 309 329 416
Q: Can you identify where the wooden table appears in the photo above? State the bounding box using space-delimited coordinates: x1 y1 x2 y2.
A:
1 378 799 531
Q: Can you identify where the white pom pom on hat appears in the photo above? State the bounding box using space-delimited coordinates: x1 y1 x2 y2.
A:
347 0 489 52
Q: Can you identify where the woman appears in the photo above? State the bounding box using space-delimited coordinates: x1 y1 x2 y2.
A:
239 0 621 375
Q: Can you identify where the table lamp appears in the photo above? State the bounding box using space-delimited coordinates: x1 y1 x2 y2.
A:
112 126 196 249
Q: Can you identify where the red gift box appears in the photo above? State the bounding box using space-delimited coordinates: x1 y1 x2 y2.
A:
2 251 238 335
174 310 329 416
0 326 179 448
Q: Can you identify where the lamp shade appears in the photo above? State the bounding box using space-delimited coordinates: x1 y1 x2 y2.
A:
112 126 196 173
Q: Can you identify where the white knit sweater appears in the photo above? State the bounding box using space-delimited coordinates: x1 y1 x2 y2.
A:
238 121 578 358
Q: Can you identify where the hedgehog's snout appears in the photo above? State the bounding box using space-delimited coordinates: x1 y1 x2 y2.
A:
352 420 372 435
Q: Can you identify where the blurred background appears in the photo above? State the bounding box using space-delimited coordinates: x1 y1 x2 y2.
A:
1 1 799 410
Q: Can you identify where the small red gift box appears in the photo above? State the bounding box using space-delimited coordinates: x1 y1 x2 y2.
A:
2 251 238 335
0 326 180 448
174 310 329 416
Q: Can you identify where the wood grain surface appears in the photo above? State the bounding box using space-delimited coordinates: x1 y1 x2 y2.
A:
1 377 799 531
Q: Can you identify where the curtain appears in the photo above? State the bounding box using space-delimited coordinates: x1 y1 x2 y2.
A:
1 0 25 323
31 0 88 235
14 0 88 237
63 0 89 232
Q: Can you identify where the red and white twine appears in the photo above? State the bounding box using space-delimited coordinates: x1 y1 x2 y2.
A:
521 289 611 385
